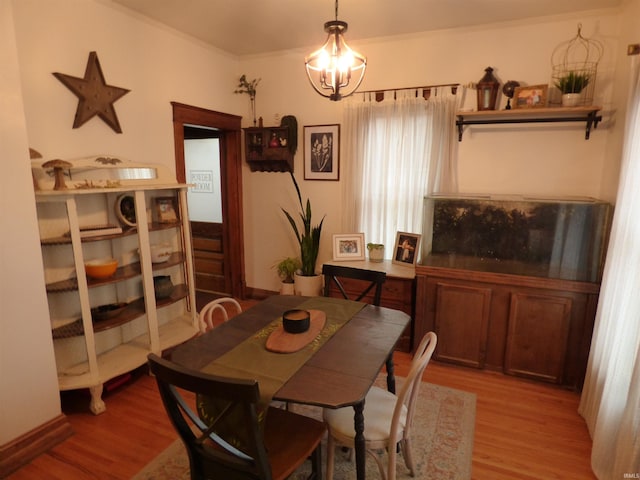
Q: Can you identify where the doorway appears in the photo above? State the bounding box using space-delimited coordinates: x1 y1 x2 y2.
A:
171 102 245 299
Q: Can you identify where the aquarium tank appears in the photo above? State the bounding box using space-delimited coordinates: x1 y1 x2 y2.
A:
421 194 612 282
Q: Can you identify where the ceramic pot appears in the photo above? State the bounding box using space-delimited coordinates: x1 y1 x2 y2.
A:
279 282 295 295
368 246 385 263
294 273 323 296
561 93 581 107
153 275 174 299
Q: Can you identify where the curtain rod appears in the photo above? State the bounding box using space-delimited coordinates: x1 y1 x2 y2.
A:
358 83 460 101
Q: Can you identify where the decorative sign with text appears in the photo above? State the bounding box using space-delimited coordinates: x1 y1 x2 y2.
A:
189 170 214 193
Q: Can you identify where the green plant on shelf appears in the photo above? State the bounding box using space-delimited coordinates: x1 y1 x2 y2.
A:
554 71 590 94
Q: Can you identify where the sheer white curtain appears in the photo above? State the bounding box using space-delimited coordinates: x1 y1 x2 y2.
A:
342 88 458 257
579 55 640 479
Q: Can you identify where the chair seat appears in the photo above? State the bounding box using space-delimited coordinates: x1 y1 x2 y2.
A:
323 386 407 446
264 406 327 480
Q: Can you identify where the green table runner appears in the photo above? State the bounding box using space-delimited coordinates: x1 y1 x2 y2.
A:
201 296 365 400
196 297 365 450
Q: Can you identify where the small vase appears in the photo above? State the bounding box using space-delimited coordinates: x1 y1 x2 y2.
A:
279 282 295 295
294 273 323 296
561 93 581 107
269 133 280 147
368 246 385 263
153 275 174 299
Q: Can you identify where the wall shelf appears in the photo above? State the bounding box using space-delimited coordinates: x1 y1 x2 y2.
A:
455 106 602 141
244 126 294 172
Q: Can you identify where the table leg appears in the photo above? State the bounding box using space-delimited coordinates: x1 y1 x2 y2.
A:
386 353 396 394
353 400 365 480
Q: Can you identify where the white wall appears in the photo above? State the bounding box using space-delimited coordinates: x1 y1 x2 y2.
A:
11 0 244 165
0 0 60 444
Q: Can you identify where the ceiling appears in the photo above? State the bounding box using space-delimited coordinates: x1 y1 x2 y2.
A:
110 0 622 57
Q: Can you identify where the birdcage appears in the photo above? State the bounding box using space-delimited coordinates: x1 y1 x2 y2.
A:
549 24 603 107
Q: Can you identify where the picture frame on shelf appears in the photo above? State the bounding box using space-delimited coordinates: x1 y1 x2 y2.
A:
332 233 365 261
393 231 421 266
512 84 548 109
154 196 179 223
304 124 340 181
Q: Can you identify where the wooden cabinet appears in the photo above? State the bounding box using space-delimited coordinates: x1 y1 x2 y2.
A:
322 260 415 351
36 185 198 414
415 265 599 389
244 126 293 172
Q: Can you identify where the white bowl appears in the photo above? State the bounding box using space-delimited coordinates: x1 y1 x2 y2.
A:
150 243 172 263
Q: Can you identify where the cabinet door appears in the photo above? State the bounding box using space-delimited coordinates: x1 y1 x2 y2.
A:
504 293 571 383
433 282 491 368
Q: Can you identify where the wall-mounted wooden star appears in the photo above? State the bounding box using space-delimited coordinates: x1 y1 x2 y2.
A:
53 51 130 133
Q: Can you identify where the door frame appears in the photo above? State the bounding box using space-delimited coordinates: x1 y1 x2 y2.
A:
171 102 246 299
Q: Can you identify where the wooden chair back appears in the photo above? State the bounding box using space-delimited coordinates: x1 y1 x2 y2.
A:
322 264 387 306
147 353 325 480
199 297 242 331
395 331 438 439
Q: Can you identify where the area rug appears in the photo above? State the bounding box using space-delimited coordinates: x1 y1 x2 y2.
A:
133 381 476 480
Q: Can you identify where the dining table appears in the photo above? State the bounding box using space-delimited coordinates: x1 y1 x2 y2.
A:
170 294 411 480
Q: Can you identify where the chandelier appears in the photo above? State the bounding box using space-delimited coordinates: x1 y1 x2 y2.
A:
304 0 366 101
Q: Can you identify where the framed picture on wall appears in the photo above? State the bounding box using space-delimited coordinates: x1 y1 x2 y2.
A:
392 231 421 266
304 124 340 181
332 233 365 261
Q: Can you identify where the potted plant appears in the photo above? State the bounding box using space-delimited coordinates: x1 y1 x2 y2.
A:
367 243 385 263
275 257 301 295
282 171 325 296
554 71 590 107
234 74 261 126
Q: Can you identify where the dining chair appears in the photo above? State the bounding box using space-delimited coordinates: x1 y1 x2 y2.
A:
322 331 437 480
147 353 325 480
322 264 387 306
199 297 242 331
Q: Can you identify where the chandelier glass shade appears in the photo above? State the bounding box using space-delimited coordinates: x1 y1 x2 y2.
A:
305 6 366 101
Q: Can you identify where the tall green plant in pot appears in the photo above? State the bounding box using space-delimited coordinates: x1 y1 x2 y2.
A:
282 172 325 295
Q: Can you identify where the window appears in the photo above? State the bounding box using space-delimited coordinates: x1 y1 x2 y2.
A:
342 88 459 259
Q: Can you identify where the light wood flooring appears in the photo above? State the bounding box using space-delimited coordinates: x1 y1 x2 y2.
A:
8 298 596 480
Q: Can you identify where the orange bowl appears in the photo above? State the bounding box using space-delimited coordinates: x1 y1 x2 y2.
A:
85 259 118 279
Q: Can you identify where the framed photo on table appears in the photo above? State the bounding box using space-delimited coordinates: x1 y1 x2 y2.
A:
154 197 179 223
332 233 365 261
304 124 340 181
512 84 548 109
393 232 421 266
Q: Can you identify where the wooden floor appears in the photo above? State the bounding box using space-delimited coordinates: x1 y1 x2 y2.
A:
8 298 596 480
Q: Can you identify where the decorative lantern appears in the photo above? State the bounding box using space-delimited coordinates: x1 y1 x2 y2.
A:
476 67 500 111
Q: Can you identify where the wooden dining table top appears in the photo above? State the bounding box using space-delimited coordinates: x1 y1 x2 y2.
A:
170 294 411 409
